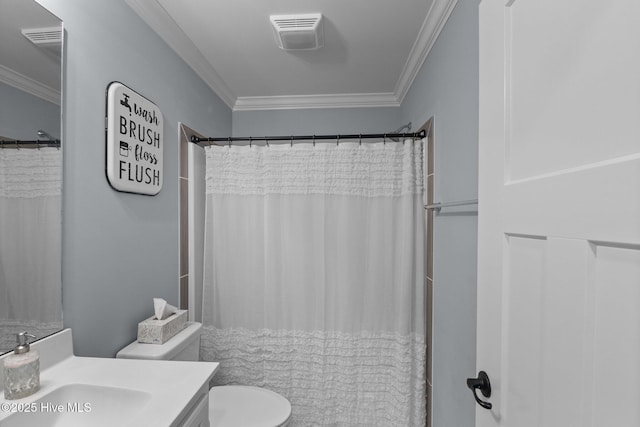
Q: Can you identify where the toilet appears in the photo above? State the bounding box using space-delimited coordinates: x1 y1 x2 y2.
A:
116 322 292 427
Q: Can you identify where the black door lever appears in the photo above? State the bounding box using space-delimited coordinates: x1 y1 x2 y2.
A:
466 371 492 410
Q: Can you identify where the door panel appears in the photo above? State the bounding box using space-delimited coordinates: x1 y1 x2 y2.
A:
503 157 640 242
506 0 640 181
592 244 640 424
477 0 640 425
503 235 545 427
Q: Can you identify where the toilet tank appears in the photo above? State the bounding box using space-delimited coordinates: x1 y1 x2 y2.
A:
116 322 202 361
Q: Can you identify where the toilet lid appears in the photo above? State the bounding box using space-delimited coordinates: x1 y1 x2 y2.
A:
209 385 292 427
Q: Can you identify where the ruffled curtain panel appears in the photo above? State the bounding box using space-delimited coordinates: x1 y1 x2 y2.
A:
202 141 426 426
0 148 63 345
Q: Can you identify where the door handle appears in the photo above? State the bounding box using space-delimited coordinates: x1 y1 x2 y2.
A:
466 371 492 410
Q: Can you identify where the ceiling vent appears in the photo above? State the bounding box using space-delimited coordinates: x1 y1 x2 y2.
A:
270 14 324 51
21 26 63 50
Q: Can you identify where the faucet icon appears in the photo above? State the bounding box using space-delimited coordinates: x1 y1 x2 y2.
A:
120 93 132 115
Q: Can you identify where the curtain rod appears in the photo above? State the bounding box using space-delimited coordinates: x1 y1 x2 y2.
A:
0 140 60 148
425 199 478 211
190 130 426 146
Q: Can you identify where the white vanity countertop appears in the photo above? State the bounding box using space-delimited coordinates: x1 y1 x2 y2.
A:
0 329 219 426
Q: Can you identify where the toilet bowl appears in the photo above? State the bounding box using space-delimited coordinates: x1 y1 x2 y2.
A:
116 322 291 427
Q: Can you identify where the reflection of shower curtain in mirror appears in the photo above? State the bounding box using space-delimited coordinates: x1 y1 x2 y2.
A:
0 148 62 350
201 141 426 426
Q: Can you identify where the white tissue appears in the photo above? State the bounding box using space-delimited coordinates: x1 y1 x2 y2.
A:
153 298 178 321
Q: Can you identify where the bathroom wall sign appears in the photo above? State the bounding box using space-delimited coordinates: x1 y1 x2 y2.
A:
106 82 163 195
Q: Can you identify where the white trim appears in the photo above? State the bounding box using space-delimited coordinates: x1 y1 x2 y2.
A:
124 0 236 109
394 0 459 104
0 64 60 105
126 0 457 111
233 92 399 111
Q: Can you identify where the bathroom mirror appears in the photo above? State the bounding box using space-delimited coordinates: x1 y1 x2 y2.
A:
0 0 63 354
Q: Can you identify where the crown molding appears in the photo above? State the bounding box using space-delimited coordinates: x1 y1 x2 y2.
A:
394 0 459 104
0 64 60 105
125 0 236 109
126 0 457 111
233 92 399 111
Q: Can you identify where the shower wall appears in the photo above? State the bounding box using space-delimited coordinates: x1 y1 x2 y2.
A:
401 1 479 426
0 82 60 140
232 107 402 136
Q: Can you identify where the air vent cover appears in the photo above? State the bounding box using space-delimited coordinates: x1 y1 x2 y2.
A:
21 26 62 49
270 13 324 51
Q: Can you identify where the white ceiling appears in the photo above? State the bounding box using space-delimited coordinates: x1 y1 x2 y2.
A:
126 0 458 111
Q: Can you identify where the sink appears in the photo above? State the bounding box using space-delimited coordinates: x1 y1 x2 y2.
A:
0 329 219 426
2 384 152 427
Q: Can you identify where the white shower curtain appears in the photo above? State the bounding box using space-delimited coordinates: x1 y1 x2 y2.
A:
201 140 425 426
0 148 63 350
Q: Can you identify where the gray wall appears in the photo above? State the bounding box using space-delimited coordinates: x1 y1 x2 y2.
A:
400 0 479 426
0 82 60 140
37 0 231 357
232 107 402 136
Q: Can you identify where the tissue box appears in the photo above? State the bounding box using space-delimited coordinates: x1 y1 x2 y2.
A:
137 310 188 344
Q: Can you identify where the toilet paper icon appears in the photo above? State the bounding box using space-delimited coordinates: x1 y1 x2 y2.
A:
120 141 131 157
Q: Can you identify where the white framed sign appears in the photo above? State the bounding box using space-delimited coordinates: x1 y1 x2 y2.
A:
106 82 163 195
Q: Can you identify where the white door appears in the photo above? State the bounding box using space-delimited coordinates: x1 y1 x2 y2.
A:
476 1 640 426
